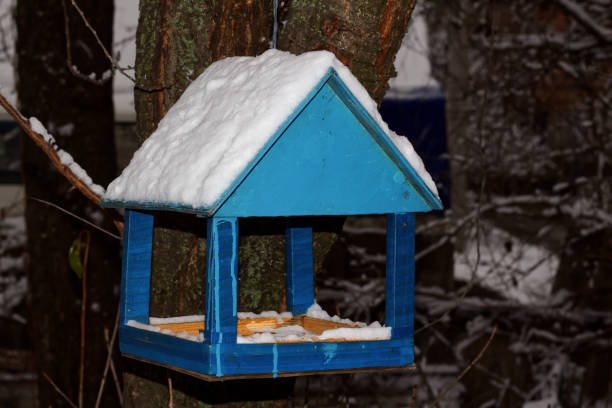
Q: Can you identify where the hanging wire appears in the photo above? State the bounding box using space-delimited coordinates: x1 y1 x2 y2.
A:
272 0 278 48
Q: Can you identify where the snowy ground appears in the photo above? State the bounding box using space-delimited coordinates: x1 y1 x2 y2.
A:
455 222 559 304
0 215 26 324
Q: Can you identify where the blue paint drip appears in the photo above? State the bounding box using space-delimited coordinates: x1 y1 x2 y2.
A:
213 223 220 332
230 220 237 317
272 0 278 49
216 335 223 376
272 343 278 378
322 343 338 365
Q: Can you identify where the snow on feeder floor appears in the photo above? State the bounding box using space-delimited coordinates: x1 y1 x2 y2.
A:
101 49 442 380
128 305 391 345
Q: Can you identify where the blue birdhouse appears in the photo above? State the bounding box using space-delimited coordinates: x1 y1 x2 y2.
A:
101 50 442 380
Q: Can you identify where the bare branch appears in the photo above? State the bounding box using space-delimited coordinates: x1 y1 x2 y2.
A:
94 308 122 408
426 324 498 408
0 91 124 235
0 92 103 205
42 371 78 408
29 198 121 240
78 229 91 408
67 0 175 93
61 0 111 86
554 0 612 43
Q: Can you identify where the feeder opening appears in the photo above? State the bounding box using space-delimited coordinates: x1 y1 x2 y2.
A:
128 215 395 346
234 215 390 344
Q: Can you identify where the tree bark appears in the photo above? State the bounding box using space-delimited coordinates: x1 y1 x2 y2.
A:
16 1 119 407
124 1 415 406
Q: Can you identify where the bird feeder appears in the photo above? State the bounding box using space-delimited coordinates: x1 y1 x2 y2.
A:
101 50 442 380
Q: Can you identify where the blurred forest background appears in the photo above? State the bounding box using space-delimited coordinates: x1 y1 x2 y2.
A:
0 0 611 407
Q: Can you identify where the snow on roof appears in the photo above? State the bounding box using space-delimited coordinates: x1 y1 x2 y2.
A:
103 49 439 209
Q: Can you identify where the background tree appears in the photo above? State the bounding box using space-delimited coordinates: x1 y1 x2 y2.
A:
15 1 120 406
414 0 612 405
122 0 417 406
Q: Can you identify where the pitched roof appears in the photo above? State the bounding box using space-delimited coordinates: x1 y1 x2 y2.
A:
102 50 440 214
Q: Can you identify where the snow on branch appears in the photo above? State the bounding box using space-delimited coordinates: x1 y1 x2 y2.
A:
554 0 612 43
0 91 104 207
475 33 601 52
64 0 174 93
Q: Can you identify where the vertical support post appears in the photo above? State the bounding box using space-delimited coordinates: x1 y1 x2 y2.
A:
385 213 415 339
120 210 154 325
204 217 238 345
285 217 315 315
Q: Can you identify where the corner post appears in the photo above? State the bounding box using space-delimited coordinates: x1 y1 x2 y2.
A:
285 217 315 315
204 217 238 345
385 213 415 339
120 210 154 325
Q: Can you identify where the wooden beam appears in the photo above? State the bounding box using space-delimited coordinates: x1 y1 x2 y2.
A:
385 213 415 339
123 353 415 382
120 210 154 325
285 218 314 314
204 217 238 344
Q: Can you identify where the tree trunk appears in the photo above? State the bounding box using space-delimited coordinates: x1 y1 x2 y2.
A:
124 1 415 406
16 1 119 407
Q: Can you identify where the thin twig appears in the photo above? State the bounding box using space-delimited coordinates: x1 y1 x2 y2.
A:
168 376 174 408
415 361 438 405
67 0 175 93
105 327 123 405
94 307 122 408
78 230 91 408
61 0 110 86
410 385 418 408
426 324 499 408
42 371 78 408
67 0 132 82
29 198 121 240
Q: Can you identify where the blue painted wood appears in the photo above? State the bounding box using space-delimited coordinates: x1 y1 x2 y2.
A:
204 217 238 346
385 213 415 339
101 199 209 216
285 218 314 314
101 68 442 217
119 324 413 378
325 73 441 211
216 338 413 376
119 325 211 374
120 210 154 325
216 83 437 217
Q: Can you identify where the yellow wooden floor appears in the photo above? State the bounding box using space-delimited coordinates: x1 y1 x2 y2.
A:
152 314 363 342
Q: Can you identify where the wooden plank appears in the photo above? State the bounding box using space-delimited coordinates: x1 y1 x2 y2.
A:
119 324 414 378
216 82 436 217
123 352 414 382
152 315 359 340
204 217 238 344
119 325 210 375
120 210 154 325
154 321 204 336
218 337 414 376
284 315 359 335
385 213 415 339
285 219 314 314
